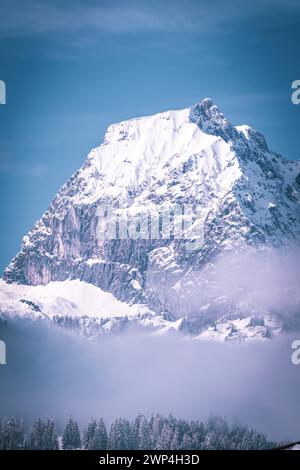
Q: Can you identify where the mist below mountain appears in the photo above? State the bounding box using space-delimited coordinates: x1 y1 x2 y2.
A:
1 319 299 441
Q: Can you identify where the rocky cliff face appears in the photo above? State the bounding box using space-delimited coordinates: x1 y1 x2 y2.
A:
3 99 300 331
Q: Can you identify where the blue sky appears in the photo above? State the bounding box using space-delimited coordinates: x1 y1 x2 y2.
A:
0 0 299 273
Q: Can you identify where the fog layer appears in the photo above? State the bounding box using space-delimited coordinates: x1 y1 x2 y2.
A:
0 319 299 441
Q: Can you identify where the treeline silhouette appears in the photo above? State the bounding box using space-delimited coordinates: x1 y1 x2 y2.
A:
0 414 278 450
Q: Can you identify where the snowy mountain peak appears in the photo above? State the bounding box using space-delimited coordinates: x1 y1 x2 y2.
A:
2 99 300 341
190 97 224 125
190 98 239 143
190 99 270 154
81 100 224 199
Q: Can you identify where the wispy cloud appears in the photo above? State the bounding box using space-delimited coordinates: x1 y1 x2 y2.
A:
0 0 299 40
217 91 285 108
0 147 48 178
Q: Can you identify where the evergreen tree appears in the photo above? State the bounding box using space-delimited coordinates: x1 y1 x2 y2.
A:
137 417 151 450
28 418 46 450
0 417 24 449
132 413 142 449
203 430 219 450
170 429 181 450
83 419 97 450
90 418 108 450
157 423 173 450
43 419 59 450
132 414 151 450
0 413 278 451
0 418 9 449
108 418 132 450
176 418 190 442
190 421 206 450
0 418 2 449
62 418 81 450
182 432 193 450
149 414 165 450
255 431 269 449
206 415 229 436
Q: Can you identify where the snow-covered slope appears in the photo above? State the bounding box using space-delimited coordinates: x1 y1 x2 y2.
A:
0 279 180 339
2 98 300 341
0 279 145 319
0 278 286 341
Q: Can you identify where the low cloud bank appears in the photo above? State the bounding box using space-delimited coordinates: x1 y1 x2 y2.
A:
0 319 299 441
156 246 300 323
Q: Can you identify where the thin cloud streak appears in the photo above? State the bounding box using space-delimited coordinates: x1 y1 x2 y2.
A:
0 0 300 40
0 150 48 178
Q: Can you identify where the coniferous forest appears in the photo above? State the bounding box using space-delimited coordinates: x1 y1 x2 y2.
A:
0 414 279 450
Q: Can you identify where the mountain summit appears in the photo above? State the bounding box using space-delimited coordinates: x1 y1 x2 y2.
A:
2 99 300 340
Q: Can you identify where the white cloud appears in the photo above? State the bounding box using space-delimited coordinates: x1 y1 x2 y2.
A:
0 149 48 178
0 0 299 39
